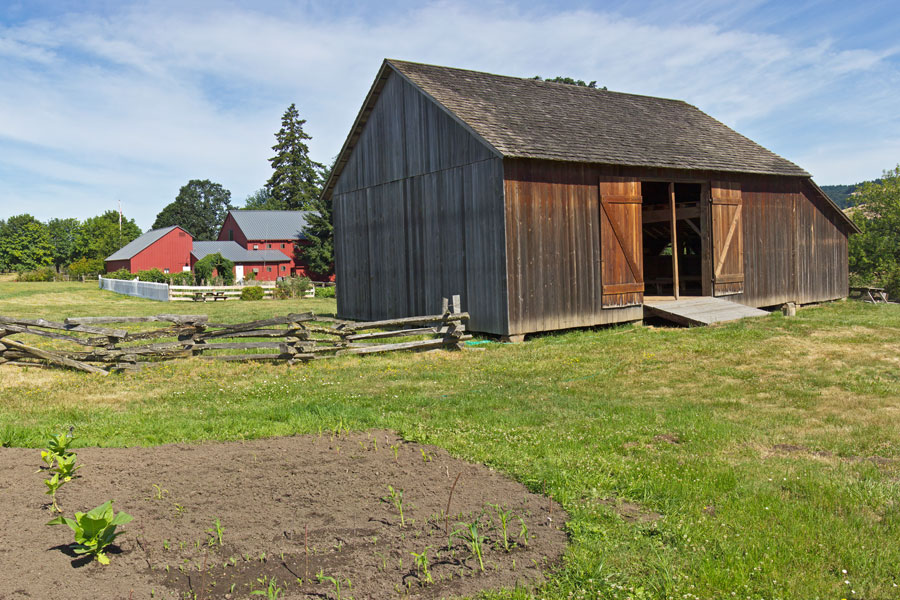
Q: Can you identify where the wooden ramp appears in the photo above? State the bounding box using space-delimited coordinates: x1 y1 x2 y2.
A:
643 297 769 327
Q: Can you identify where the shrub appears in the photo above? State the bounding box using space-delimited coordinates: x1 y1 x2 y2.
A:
66 258 105 278
16 268 55 282
275 276 312 299
240 285 265 301
168 271 194 285
104 269 135 280
136 268 168 283
315 285 336 298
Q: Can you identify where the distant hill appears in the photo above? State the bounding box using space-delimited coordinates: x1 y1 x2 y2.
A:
820 180 882 209
820 184 858 209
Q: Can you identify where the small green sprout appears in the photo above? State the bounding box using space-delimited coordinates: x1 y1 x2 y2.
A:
250 575 282 599
385 485 405 527
410 547 433 584
206 517 225 547
518 517 530 546
491 503 514 551
452 521 486 572
46 500 133 565
316 573 347 600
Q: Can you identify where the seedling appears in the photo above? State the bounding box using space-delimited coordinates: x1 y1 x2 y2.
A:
391 444 399 463
316 574 345 600
46 500 133 565
518 517 530 546
44 473 65 513
206 517 225 547
250 575 282 599
385 485 405 527
490 503 513 551
452 521 486 572
420 448 431 463
410 547 433 584
148 484 168 500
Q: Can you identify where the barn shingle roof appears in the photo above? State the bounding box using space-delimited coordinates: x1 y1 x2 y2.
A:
387 60 808 177
228 210 311 241
106 226 181 262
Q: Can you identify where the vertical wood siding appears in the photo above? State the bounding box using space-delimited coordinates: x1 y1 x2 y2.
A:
332 71 508 334
504 160 641 335
502 159 850 334
796 181 849 304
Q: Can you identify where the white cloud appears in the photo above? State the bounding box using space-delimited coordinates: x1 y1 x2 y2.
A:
0 1 897 227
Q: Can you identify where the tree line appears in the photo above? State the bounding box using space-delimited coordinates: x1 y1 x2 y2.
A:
0 212 141 276
2 102 335 279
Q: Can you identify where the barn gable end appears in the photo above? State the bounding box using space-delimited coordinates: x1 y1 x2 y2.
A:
331 66 509 334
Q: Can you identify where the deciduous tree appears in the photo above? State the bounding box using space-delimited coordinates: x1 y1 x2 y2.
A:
153 179 233 240
46 218 82 272
849 165 900 297
75 211 141 261
0 214 54 271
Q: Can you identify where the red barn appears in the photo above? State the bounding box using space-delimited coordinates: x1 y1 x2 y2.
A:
218 210 322 278
190 241 291 282
104 226 193 274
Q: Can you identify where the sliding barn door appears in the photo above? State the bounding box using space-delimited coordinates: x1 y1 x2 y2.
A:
711 181 744 296
599 177 643 308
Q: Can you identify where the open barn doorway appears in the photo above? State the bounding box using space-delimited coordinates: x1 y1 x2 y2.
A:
641 182 704 298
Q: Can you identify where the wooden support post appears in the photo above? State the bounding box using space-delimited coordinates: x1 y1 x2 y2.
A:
669 182 680 300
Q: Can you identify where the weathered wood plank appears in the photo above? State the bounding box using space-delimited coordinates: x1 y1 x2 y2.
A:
0 316 127 338
345 327 438 341
342 313 468 331
2 338 109 375
65 315 207 325
335 335 472 356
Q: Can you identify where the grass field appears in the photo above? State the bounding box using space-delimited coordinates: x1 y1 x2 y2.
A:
2 281 899 599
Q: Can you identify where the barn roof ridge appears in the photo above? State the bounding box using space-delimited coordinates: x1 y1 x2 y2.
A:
105 225 184 262
322 58 821 201
225 209 312 241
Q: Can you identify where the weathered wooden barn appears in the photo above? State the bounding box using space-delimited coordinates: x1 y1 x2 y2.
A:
326 59 858 339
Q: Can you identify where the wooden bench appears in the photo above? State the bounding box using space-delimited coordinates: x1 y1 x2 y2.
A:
850 286 889 303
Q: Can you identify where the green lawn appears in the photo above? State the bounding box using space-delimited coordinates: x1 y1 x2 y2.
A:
2 281 899 599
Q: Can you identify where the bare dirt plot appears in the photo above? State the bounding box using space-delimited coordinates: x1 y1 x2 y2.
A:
1 430 566 599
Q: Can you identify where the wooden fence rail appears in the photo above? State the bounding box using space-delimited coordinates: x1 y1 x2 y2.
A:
0 296 469 374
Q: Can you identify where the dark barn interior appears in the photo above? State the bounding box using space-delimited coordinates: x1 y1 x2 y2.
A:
641 182 703 297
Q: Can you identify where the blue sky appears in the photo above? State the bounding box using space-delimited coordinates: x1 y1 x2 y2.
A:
1 0 898 230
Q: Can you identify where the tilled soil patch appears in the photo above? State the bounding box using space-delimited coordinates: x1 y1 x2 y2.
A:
0 430 566 599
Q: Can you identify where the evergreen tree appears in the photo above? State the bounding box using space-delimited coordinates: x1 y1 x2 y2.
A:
0 214 54 271
153 179 233 240
298 160 335 278
266 104 324 210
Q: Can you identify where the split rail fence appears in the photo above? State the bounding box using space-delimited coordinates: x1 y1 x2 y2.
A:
0 297 469 375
